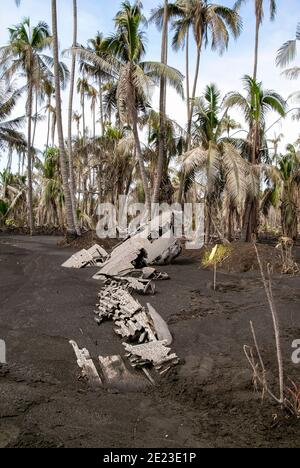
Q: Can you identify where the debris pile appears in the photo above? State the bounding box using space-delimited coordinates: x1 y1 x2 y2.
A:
66 213 181 387
94 283 179 378
62 212 182 278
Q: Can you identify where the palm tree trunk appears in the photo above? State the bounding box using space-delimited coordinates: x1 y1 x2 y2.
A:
253 17 260 81
153 0 168 204
67 0 80 235
188 43 202 148
51 112 56 146
178 41 202 204
27 75 34 235
132 114 151 219
243 123 260 242
46 97 51 148
99 76 104 136
93 104 96 139
186 28 190 125
51 0 76 237
32 90 38 149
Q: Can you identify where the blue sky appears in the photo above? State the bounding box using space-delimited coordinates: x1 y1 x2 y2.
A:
1 0 300 170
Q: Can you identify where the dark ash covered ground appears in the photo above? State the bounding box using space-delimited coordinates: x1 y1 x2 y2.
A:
0 235 299 448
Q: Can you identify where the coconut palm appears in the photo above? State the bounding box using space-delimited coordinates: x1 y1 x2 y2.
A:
152 0 169 204
152 1 242 203
35 146 64 226
72 111 82 139
234 0 277 80
181 84 249 241
225 76 286 165
77 76 90 142
0 17 53 234
140 108 185 202
73 0 184 216
67 0 81 236
51 0 76 237
43 79 55 148
83 33 114 136
172 1 241 148
224 75 286 241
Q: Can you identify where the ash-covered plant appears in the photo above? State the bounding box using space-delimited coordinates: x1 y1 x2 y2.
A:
275 236 299 275
202 244 232 290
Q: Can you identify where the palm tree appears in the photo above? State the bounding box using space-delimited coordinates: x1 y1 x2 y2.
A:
85 33 113 136
67 0 80 235
234 0 277 80
0 18 53 235
72 111 82 139
74 0 184 217
152 1 242 152
87 84 98 139
153 1 241 203
77 76 90 142
173 1 242 148
43 79 55 148
181 84 249 241
51 0 76 237
153 0 169 204
224 75 286 241
142 108 186 203
35 146 64 227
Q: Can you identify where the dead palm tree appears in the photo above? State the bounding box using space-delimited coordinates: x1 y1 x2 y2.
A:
234 0 277 80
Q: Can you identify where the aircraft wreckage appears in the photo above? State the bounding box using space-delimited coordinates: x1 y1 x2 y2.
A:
64 213 182 387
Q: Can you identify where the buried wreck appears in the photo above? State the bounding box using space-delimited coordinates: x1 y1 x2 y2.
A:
63 214 183 388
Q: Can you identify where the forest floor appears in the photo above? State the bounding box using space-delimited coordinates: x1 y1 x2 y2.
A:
0 234 300 448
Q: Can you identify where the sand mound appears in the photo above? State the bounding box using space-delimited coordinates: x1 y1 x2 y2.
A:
58 230 119 252
181 242 284 274
219 242 283 273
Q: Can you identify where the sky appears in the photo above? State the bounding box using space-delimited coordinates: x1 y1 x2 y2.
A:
0 0 300 171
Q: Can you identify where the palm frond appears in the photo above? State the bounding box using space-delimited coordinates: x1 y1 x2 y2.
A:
276 40 297 68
